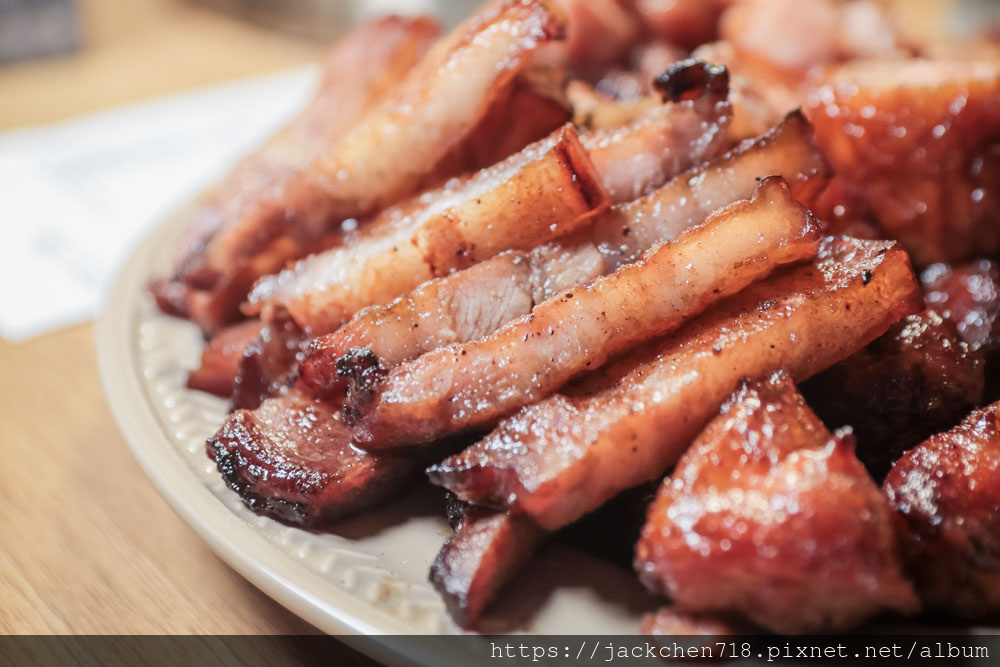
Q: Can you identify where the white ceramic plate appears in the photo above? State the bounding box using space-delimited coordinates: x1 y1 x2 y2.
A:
96 204 658 662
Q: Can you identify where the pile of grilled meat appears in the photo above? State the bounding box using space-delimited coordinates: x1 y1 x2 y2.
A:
151 0 1000 634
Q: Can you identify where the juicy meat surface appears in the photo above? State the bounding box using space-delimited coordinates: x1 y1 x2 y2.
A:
348 176 822 448
207 388 416 526
297 111 830 403
805 59 1000 266
230 313 305 411
429 506 546 629
150 17 440 334
922 260 1000 356
635 371 918 634
309 0 566 218
186 320 265 397
802 310 984 480
580 59 732 204
884 402 1000 619
428 236 923 530
246 124 608 336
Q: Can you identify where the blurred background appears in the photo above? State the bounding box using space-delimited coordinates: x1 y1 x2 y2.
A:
0 0 479 343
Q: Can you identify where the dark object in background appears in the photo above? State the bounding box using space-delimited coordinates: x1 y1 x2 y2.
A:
0 0 78 63
801 310 985 481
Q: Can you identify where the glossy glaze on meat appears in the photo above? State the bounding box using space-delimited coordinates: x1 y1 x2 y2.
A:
636 371 918 634
186 319 265 397
428 236 923 530
309 0 567 218
922 259 1000 390
230 311 305 411
348 176 822 448
802 310 985 480
884 402 1000 619
150 16 439 334
207 388 416 527
805 59 1000 266
580 59 732 204
429 506 546 629
297 111 829 404
246 124 608 336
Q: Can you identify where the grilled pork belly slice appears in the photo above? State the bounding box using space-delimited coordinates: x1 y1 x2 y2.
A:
429 236 923 530
309 0 567 218
429 505 546 629
299 248 605 400
348 176 822 448
299 111 829 405
802 310 984 479
580 59 732 204
186 320 265 397
155 1 567 335
207 388 416 527
636 371 918 634
805 59 1000 266
246 124 608 336
247 60 732 340
150 17 439 334
884 402 1000 619
230 312 305 411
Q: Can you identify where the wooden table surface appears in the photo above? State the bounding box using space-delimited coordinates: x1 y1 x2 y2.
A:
0 1 379 656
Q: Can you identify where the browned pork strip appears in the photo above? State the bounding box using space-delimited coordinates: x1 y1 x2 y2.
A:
884 402 1000 618
207 388 416 526
429 506 546 629
246 124 608 336
310 0 567 218
577 109 830 274
636 370 918 634
186 319 265 397
150 17 440 334
348 176 822 448
429 236 923 530
246 60 732 341
580 59 732 204
298 112 830 402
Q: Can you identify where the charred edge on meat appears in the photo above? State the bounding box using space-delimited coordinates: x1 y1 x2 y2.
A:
338 347 389 425
654 58 730 104
207 433 311 525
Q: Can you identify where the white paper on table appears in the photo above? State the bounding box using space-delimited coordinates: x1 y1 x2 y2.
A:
0 66 317 343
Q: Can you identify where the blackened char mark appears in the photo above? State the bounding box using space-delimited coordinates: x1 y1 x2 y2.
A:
337 347 388 425
654 59 730 104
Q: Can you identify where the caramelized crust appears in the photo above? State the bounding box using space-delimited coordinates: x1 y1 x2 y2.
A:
636 371 918 634
884 402 1000 619
246 124 609 336
429 236 922 530
298 112 829 404
802 310 984 479
207 388 415 526
429 507 546 629
186 320 265 397
150 17 440 334
805 59 1000 266
349 176 822 448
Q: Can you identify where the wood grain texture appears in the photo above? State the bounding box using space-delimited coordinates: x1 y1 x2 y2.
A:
0 2 377 657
